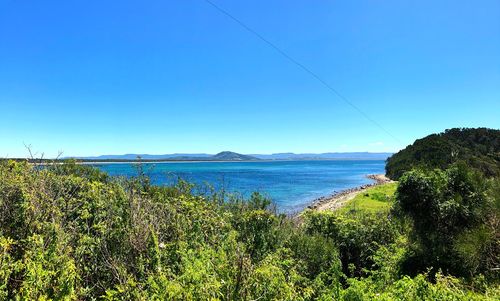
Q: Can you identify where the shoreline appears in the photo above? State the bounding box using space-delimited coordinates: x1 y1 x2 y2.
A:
306 174 394 212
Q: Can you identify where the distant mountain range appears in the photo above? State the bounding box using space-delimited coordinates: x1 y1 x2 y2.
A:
71 151 392 161
250 152 393 160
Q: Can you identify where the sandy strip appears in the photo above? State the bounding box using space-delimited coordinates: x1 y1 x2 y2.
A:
306 174 394 212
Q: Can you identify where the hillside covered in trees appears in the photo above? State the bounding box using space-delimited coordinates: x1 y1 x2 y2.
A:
386 128 500 180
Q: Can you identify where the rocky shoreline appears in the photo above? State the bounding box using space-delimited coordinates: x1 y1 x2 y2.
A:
306 174 393 212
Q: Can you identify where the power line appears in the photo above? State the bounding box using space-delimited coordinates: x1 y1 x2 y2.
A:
203 0 400 143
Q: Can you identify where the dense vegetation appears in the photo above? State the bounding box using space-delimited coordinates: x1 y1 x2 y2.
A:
0 158 498 299
386 128 500 180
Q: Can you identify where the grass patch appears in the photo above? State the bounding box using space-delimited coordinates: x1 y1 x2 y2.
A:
340 182 397 213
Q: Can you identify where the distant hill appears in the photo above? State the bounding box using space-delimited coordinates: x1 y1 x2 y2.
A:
211 151 257 161
70 152 392 161
386 128 500 180
70 152 259 162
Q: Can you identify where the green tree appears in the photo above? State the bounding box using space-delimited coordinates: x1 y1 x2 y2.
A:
395 164 497 277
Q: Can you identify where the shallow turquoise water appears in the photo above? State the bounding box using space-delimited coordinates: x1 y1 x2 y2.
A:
92 160 385 212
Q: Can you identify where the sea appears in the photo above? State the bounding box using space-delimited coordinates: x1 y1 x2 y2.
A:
92 160 385 213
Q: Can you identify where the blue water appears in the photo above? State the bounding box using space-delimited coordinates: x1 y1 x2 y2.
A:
92 160 385 212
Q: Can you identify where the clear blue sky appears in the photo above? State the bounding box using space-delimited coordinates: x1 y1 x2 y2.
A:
1 0 499 157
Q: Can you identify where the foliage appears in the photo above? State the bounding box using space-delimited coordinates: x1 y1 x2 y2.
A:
394 164 499 278
0 160 498 300
303 210 401 278
386 127 500 180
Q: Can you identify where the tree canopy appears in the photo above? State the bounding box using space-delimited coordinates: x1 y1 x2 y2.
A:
386 128 500 180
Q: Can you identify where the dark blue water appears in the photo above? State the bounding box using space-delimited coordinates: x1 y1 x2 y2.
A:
92 160 385 212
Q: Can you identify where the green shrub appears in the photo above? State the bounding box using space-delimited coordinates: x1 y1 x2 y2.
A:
0 160 497 300
303 210 400 278
395 164 498 278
